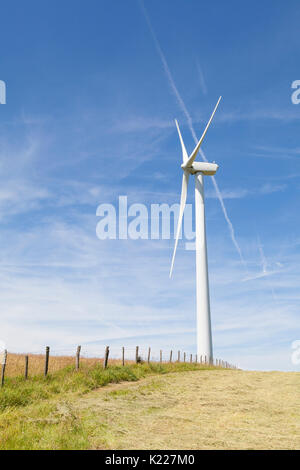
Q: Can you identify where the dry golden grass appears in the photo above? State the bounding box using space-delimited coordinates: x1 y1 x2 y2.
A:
77 369 300 450
4 353 134 378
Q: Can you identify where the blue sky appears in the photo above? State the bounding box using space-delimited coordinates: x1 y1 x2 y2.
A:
0 0 299 370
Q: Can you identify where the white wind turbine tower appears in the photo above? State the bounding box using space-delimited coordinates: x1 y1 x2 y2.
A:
170 97 222 364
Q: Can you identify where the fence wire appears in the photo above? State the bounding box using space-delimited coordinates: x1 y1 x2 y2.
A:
0 344 238 386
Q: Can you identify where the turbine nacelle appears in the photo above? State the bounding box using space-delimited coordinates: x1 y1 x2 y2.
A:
181 161 219 175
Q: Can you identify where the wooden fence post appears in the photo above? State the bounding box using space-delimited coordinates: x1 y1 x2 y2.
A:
190 354 192 363
122 347 125 366
135 346 139 364
76 345 81 371
1 350 7 387
183 352 186 363
195 354 198 363
160 350 162 364
169 350 173 363
177 350 180 362
44 346 50 377
103 346 109 369
147 347 151 364
25 355 29 379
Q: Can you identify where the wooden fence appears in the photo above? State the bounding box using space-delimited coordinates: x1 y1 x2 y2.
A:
0 346 238 387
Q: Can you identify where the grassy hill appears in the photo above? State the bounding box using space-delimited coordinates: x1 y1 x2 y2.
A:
0 362 299 450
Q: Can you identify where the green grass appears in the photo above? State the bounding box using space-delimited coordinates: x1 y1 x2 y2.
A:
0 361 219 450
0 362 216 412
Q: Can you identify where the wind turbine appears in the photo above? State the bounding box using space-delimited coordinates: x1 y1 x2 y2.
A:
170 97 221 363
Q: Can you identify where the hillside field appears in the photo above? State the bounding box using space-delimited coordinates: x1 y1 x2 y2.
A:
0 362 299 450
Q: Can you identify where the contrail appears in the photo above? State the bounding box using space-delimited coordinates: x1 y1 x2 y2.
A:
257 236 277 301
196 60 208 96
257 236 267 274
139 0 245 266
242 237 277 301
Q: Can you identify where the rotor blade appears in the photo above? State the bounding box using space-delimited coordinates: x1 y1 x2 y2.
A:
169 171 189 278
184 96 222 168
175 119 188 163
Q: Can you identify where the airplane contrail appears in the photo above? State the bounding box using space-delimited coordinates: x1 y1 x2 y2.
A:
257 236 268 274
139 0 246 266
196 60 208 96
242 237 278 301
257 236 277 301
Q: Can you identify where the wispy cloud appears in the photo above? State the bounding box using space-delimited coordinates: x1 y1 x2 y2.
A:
242 269 280 282
255 145 300 155
110 116 173 133
206 183 286 200
213 107 300 124
250 145 300 162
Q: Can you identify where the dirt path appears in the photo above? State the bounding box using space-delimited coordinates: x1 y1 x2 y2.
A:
75 369 300 449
